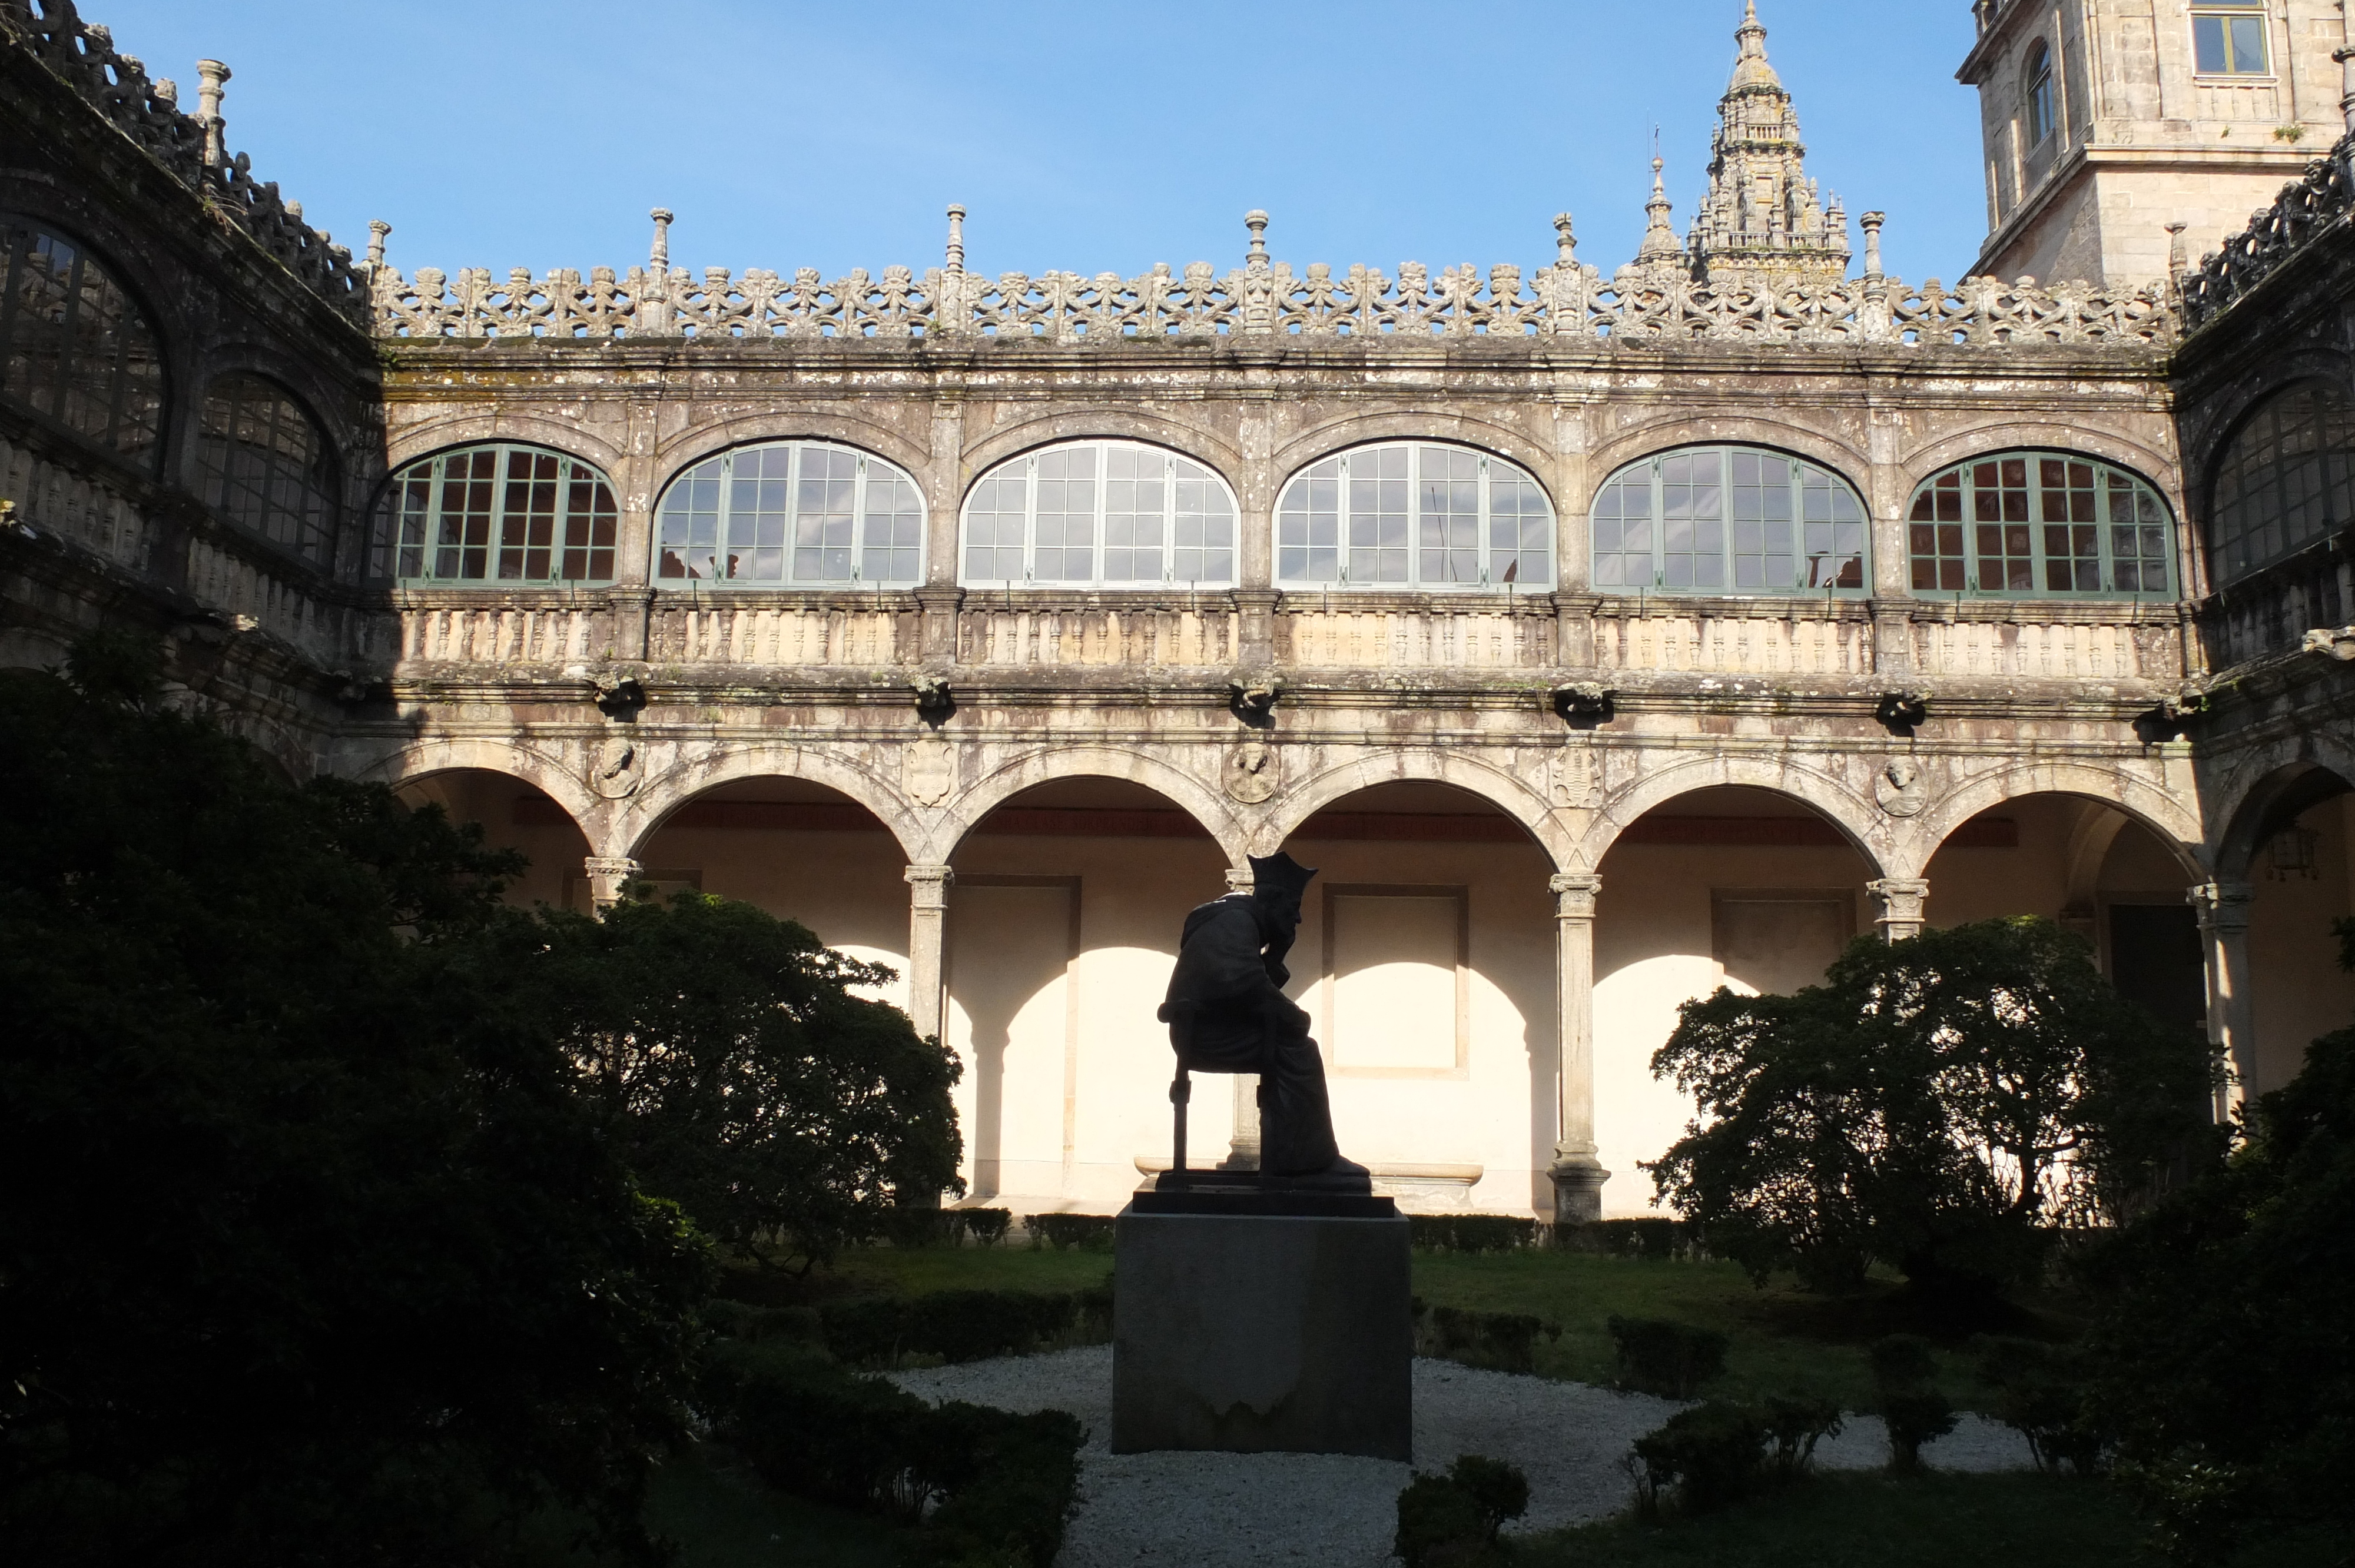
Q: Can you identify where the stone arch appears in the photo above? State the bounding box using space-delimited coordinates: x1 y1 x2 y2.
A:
1582 414 1870 499
651 413 934 486
1271 411 1560 499
1262 749 1574 869
1896 760 2205 883
927 745 1247 866
958 411 1243 487
2208 747 2355 882
618 742 928 864
1577 752 1890 876
352 736 602 839
384 415 629 477
1896 423 2180 496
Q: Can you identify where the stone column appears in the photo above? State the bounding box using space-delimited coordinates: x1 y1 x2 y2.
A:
2191 881 2256 1119
1547 872 1609 1225
905 863 956 1042
1868 877 1929 942
583 855 641 911
195 59 229 168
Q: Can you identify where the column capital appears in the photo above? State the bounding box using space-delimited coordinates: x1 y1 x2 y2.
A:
1867 876 1931 941
1550 871 1602 918
582 855 642 910
905 863 956 908
1224 867 1256 893
2189 880 2253 933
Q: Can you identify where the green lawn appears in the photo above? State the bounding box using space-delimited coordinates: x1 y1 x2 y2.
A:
1508 1473 2157 1568
768 1240 2077 1411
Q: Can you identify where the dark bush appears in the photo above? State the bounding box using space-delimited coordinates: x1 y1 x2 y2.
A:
1607 1315 1729 1398
1413 1300 1561 1374
1631 1401 1766 1514
885 1206 957 1248
1568 1217 1698 1260
1973 1337 2101 1476
708 1340 1082 1566
1445 1454 1530 1542
1394 1472 1487 1568
700 1299 824 1346
1881 1390 1959 1474
1024 1213 1117 1251
958 1207 1014 1247
1760 1394 1845 1480
818 1288 1104 1368
1409 1214 1541 1254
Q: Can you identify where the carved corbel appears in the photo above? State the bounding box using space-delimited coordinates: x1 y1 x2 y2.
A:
2301 624 2355 662
1552 681 1616 727
911 673 954 723
1875 688 1930 736
1228 673 1285 727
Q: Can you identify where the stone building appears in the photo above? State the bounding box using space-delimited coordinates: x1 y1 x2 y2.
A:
6 0 2355 1222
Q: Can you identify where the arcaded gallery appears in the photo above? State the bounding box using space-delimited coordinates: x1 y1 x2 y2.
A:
9 0 2355 1224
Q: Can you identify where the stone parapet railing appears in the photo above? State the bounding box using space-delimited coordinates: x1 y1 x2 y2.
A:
378 590 2184 687
371 214 2174 351
2178 135 2355 333
2198 533 2354 675
0 0 365 318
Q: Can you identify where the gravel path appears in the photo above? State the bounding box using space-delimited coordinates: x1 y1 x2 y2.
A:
890 1347 2034 1568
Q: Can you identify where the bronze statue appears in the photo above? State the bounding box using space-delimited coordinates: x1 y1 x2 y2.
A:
1157 852 1369 1187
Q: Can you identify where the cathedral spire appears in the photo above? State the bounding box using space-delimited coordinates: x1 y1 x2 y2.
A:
1628 156 1691 284
1685 1 1852 288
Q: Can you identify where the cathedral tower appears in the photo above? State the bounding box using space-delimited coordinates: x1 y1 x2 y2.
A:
1961 0 2352 286
1686 2 1853 287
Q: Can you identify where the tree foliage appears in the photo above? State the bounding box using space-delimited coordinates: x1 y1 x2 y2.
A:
2084 942 2355 1562
1646 918 2215 1298
535 892 963 1267
0 646 711 1566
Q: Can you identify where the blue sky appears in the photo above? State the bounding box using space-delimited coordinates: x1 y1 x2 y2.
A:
89 1 1988 287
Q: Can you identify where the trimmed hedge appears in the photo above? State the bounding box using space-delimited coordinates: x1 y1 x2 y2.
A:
1409 1214 1541 1254
1607 1314 1728 1398
820 1284 1114 1368
704 1340 1080 1566
1395 1455 1529 1566
1561 1217 1707 1260
883 1205 1019 1248
1626 1396 1845 1519
1412 1297 1562 1375
1024 1212 1117 1251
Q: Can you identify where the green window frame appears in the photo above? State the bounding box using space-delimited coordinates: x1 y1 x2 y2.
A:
197 373 337 568
0 217 166 471
1907 453 2175 599
381 443 618 585
1591 446 1868 596
2208 383 2355 585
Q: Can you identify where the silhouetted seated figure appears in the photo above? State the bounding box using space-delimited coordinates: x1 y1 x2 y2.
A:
1157 852 1371 1191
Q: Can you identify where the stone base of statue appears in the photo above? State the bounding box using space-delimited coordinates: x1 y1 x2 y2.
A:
1110 1184 1411 1460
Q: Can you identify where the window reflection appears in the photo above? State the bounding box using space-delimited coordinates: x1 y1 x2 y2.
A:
2209 384 2355 584
197 373 337 567
1277 443 1550 591
658 441 923 586
1593 447 1865 595
0 218 165 470
1908 453 2173 597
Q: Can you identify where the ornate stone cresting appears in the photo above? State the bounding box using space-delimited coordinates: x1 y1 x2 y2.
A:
2179 134 2355 332
368 210 2172 350
1686 2 1850 289
0 0 363 317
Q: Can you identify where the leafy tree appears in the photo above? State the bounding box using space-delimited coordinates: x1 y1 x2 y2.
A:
533 892 964 1267
0 641 711 1567
2082 929 2355 1562
1647 918 2215 1300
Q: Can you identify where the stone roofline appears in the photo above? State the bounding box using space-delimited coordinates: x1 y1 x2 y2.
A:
0 0 365 321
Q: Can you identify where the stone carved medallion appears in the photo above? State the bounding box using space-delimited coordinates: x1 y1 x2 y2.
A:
1225 739 1279 803
905 736 954 807
589 733 640 800
1550 743 1601 809
1874 756 1928 818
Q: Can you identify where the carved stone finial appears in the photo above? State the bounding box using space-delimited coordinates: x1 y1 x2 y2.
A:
2334 46 2355 135
1553 212 1577 267
1244 210 1270 270
154 77 177 105
2165 221 2190 284
366 220 390 270
195 59 230 168
1860 211 1886 278
648 208 675 272
944 204 966 274
285 200 301 221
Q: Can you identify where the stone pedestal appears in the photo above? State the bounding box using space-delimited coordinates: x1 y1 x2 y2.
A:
1111 1198 1411 1459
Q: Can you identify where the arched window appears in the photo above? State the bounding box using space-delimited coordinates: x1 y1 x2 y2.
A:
1908 452 2174 597
658 440 924 586
381 444 618 585
2209 383 2355 584
1591 447 1866 594
1276 442 1550 591
0 217 165 469
196 373 337 566
2023 41 2055 148
963 440 1235 588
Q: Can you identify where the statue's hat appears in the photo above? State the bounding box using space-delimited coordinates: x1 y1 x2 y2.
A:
1247 851 1318 905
